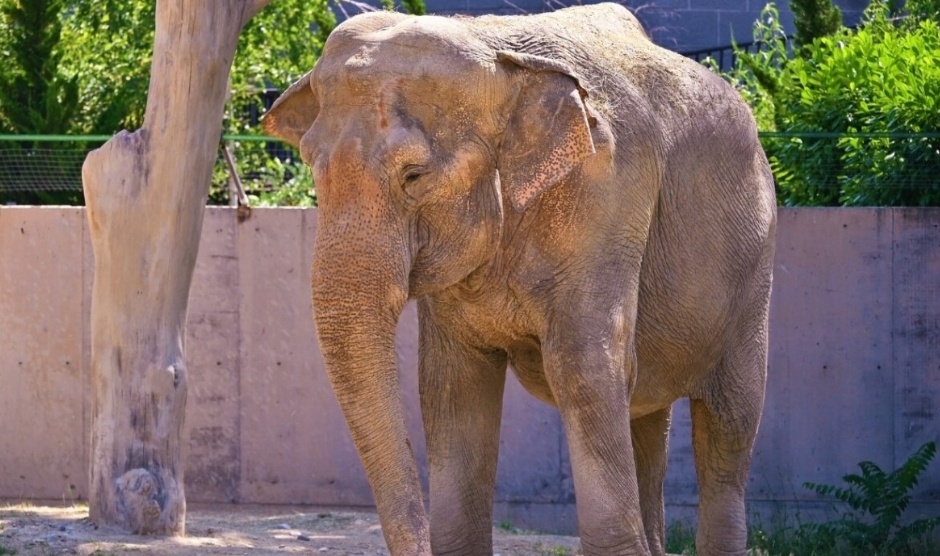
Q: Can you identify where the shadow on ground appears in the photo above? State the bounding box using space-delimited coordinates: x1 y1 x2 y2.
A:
0 502 584 555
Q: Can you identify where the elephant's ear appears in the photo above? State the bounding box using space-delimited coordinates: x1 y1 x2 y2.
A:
496 51 596 212
262 70 319 148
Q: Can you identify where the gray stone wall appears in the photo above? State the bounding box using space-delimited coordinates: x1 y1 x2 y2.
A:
348 0 872 52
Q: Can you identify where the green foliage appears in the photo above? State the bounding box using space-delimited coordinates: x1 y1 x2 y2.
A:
906 0 940 22
213 0 332 206
746 513 880 556
666 442 940 556
232 0 330 102
724 3 789 131
802 441 940 555
0 0 79 134
720 2 940 206
212 145 316 207
665 521 696 554
58 0 154 134
775 5 940 206
791 0 843 51
377 0 427 14
0 0 84 205
401 0 427 15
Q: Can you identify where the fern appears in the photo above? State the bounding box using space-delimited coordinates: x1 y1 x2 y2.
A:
804 441 939 554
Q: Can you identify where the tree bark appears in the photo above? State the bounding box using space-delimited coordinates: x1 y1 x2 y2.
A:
81 0 273 535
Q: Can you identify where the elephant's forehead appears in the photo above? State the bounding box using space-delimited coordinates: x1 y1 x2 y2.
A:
316 16 493 90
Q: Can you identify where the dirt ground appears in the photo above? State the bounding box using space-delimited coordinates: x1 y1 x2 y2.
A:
0 503 583 556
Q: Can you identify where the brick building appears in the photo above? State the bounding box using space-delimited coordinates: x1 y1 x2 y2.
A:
370 0 872 53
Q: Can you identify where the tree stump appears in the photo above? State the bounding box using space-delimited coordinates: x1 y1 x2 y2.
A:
82 0 272 535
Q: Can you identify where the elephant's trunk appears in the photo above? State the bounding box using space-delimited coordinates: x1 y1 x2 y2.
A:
311 210 430 553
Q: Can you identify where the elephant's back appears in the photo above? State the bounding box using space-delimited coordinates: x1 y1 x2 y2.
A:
467 4 777 405
469 4 777 405
466 4 711 124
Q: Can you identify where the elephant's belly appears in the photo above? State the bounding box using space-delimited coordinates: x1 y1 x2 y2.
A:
628 388 680 419
506 340 557 406
505 338 683 417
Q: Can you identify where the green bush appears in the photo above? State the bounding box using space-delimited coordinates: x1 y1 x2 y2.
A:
212 0 332 206
0 0 337 206
666 442 940 555
211 142 315 207
775 7 940 206
723 2 940 206
801 441 940 555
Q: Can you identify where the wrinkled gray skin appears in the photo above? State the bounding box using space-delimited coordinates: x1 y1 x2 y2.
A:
264 4 775 556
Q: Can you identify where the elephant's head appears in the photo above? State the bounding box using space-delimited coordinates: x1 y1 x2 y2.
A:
263 11 598 551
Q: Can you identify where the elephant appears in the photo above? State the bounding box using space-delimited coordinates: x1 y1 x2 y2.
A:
263 3 776 556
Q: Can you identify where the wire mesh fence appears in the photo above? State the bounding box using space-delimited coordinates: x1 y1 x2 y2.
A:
1 132 939 206
0 134 313 207
759 132 940 207
0 135 108 192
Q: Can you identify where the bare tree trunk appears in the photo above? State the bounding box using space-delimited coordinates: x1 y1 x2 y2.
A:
81 0 273 535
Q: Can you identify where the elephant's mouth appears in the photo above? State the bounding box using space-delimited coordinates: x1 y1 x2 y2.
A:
408 245 446 298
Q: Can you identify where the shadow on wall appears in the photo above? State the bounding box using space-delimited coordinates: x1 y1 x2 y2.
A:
0 206 937 534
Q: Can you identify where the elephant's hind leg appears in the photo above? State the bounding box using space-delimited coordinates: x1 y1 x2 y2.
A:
690 308 768 556
632 406 672 556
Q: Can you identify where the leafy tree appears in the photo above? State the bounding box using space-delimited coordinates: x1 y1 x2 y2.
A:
791 0 843 52
58 0 154 134
0 0 83 204
774 2 940 206
377 0 426 14
0 0 78 134
2 0 428 205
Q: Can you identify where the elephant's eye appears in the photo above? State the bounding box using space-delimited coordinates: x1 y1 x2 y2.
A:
402 165 428 184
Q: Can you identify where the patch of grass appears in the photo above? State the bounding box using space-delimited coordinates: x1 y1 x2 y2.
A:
748 519 839 556
0 520 11 556
669 512 940 556
532 543 577 556
495 519 537 535
665 521 697 554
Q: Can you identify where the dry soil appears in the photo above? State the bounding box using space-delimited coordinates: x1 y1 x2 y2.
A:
0 503 583 556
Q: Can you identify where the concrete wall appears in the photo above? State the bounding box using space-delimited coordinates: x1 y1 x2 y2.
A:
1 207 938 533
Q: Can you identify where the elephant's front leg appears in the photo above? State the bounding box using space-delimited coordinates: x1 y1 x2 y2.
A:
544 312 651 556
418 302 508 556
